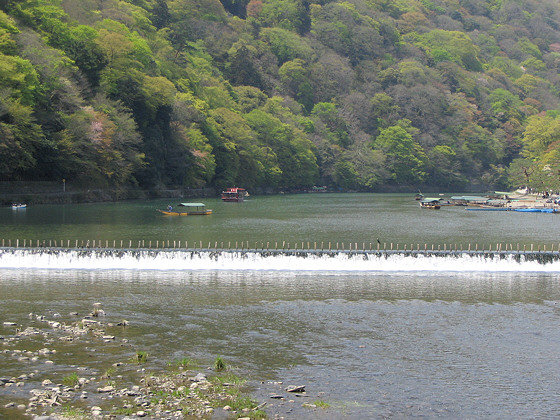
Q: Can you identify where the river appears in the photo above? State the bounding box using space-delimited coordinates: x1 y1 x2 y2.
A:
1 193 560 419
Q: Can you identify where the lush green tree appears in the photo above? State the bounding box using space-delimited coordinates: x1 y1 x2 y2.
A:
488 88 523 123
279 59 313 112
416 29 483 71
0 93 45 179
373 119 427 185
260 27 313 65
520 114 560 160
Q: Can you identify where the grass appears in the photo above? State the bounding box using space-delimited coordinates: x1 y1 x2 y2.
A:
60 404 88 419
314 400 330 409
112 407 136 416
214 356 226 371
62 372 79 387
168 357 198 370
101 367 115 379
201 370 267 418
213 371 245 387
130 350 148 363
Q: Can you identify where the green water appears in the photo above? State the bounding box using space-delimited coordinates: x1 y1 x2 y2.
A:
1 193 559 248
2 193 560 419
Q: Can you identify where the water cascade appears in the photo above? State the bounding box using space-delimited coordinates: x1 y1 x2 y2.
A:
1 246 559 272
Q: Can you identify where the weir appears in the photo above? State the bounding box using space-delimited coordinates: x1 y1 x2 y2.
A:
1 245 560 272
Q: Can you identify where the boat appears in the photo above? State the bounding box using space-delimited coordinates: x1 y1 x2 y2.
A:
12 203 27 209
466 207 512 211
514 208 557 213
221 187 247 202
419 198 441 209
157 203 212 216
415 193 424 201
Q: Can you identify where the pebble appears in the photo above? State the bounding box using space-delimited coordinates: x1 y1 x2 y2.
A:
0 306 262 420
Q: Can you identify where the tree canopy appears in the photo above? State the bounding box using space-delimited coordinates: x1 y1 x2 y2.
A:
2 0 560 192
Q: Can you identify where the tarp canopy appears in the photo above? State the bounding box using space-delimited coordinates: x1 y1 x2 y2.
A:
179 203 206 207
450 196 488 202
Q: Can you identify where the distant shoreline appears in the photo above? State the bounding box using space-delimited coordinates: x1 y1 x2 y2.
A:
0 181 492 206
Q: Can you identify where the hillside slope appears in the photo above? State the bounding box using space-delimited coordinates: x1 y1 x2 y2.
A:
2 0 560 193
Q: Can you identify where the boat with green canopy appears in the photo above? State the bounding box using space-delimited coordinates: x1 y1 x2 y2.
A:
157 203 212 216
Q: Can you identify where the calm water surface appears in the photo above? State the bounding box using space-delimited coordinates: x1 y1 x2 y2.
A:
1 194 560 418
2 193 560 246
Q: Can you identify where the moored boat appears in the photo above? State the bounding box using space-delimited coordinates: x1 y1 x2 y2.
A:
514 208 557 213
157 203 212 216
221 187 247 202
419 198 441 209
12 203 27 209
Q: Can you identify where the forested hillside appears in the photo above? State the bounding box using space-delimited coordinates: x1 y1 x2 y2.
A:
2 0 560 193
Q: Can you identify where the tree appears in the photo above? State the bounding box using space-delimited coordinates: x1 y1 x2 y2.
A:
278 59 313 112
373 119 427 185
0 93 45 179
416 29 483 71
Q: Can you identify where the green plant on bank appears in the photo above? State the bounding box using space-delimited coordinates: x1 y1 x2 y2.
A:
112 406 136 416
171 387 190 398
150 390 169 406
131 351 148 363
213 371 245 387
62 372 79 387
201 371 266 418
60 404 88 419
314 400 330 408
101 367 116 379
214 356 226 371
168 357 198 370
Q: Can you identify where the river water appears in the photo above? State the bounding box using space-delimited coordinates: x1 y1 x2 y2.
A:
1 193 560 418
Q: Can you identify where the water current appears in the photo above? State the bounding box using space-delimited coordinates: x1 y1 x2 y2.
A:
1 194 560 418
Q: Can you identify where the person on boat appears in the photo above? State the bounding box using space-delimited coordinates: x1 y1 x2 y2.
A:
167 204 173 211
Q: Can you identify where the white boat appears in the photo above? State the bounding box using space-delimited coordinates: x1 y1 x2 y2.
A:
12 203 27 209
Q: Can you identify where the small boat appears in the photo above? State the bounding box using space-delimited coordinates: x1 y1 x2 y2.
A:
419 198 441 209
221 187 248 202
12 203 27 209
157 203 212 216
415 193 424 201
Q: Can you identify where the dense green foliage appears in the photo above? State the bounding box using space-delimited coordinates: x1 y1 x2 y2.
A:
2 0 560 192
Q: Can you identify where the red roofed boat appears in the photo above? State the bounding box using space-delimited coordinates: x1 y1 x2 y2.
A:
221 187 248 202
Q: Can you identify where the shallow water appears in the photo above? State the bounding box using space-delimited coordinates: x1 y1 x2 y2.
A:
2 269 560 418
2 194 560 418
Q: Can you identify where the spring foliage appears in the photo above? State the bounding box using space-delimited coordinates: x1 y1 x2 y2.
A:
2 0 560 191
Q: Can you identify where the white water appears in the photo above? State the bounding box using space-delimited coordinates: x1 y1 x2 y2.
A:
1 248 559 272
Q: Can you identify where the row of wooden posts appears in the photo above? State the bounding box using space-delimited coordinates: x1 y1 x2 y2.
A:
0 238 558 253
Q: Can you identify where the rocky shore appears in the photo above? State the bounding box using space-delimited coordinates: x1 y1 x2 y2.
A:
0 304 332 420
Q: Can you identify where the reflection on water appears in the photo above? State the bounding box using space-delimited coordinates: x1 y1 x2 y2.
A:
2 269 560 418
2 193 560 247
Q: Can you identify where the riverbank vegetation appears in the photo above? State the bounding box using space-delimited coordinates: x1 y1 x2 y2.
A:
2 0 560 193
0 304 268 419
